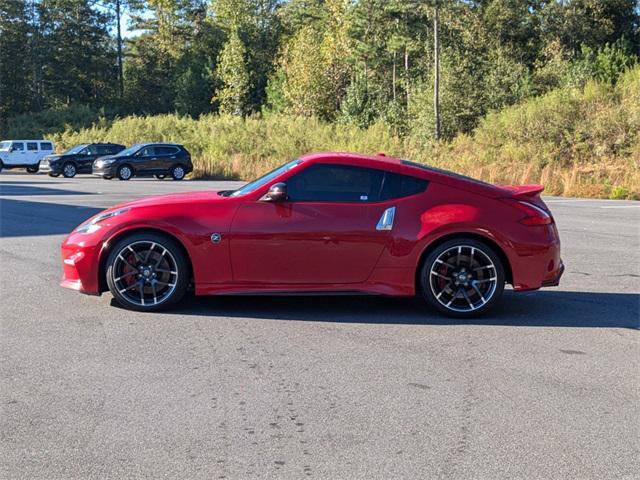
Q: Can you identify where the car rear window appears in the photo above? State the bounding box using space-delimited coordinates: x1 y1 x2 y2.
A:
156 146 180 155
27 142 38 151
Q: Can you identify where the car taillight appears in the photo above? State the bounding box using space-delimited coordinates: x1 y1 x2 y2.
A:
502 199 553 226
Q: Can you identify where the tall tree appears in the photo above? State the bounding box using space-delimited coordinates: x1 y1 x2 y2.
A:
215 29 251 115
0 0 32 122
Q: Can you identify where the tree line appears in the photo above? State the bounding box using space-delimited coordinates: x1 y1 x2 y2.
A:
1 0 638 140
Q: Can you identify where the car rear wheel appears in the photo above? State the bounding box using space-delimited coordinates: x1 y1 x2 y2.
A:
62 162 77 178
105 233 189 312
27 165 39 173
419 238 505 318
117 164 133 181
170 165 185 180
155 174 166 180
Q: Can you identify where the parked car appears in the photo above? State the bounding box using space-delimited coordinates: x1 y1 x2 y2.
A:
61 152 563 317
0 140 55 173
39 143 126 178
92 142 192 181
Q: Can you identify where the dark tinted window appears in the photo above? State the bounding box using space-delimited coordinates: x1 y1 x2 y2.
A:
84 145 100 155
40 142 53 151
137 146 155 157
27 142 38 151
156 146 179 155
287 164 384 202
12 142 24 151
380 172 428 200
401 159 491 187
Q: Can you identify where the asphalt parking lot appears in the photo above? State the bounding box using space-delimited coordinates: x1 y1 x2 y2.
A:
1 172 638 479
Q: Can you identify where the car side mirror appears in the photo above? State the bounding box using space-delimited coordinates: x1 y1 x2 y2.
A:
261 182 288 202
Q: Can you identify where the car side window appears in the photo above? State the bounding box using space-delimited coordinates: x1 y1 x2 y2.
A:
40 142 53 151
83 145 98 155
380 172 428 200
156 146 178 156
286 164 384 203
27 142 38 151
12 142 24 151
137 147 154 157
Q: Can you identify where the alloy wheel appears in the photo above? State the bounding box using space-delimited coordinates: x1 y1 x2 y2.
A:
63 163 76 178
110 240 179 307
171 166 185 180
428 245 499 313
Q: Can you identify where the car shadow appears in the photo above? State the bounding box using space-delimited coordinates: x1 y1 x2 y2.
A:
156 290 639 329
0 183 90 196
0 198 102 237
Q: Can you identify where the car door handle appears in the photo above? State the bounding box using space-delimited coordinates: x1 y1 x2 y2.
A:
376 207 396 231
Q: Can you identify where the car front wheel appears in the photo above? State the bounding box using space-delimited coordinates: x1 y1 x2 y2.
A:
117 164 133 181
419 238 505 318
62 162 77 178
105 233 189 312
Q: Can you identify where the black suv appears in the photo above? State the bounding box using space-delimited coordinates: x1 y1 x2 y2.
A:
92 143 193 181
40 143 126 178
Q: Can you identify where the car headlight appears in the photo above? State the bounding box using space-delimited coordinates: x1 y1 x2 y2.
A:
75 208 130 234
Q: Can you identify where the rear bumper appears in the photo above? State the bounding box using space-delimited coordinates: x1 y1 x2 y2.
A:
510 224 563 291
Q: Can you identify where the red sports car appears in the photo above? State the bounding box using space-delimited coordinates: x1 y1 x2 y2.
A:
61 152 563 317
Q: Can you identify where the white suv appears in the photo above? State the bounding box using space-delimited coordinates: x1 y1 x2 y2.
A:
0 140 56 173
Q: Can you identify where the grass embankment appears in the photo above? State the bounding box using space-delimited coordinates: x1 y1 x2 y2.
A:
34 67 640 199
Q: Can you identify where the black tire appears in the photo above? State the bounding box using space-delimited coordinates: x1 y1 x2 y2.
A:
117 164 133 181
419 238 505 318
105 232 190 312
49 172 60 177
27 165 39 173
0 160 3 172
62 162 77 178
155 174 166 180
170 164 186 180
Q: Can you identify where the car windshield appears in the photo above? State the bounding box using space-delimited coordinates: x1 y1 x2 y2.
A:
114 144 143 157
230 159 303 197
64 144 88 154
0 141 11 151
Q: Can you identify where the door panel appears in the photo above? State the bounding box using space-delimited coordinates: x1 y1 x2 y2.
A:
229 201 390 284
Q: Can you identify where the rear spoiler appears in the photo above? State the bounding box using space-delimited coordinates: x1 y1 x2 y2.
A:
498 184 545 199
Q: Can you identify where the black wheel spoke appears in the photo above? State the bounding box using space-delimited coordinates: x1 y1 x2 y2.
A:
429 244 498 313
112 241 179 307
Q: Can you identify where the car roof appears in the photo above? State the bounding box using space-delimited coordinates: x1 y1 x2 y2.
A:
2 139 54 143
137 142 182 147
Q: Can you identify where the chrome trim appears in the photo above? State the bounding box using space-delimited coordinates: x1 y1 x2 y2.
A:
376 207 396 231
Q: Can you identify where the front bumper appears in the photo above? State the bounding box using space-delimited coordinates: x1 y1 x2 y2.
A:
39 160 63 174
92 163 117 177
60 234 103 295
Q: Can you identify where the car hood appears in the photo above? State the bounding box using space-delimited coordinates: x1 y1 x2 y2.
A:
115 190 229 210
44 154 68 162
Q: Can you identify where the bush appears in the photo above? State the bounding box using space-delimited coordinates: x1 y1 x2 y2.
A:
8 67 640 200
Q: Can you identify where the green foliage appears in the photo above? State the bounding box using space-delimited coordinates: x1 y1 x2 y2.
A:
28 67 638 200
215 30 251 115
